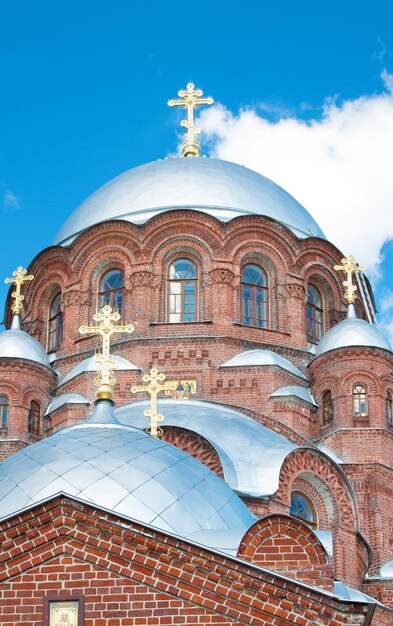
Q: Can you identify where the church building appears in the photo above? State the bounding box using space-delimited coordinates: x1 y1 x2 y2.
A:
0 83 392 625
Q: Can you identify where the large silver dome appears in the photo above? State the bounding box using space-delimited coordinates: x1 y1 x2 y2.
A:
54 157 326 246
0 421 253 542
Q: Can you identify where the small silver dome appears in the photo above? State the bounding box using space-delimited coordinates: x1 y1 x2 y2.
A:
380 559 393 578
54 158 326 246
220 349 307 380
57 354 139 388
0 318 51 369
270 385 317 407
45 393 90 416
314 307 391 358
0 421 254 544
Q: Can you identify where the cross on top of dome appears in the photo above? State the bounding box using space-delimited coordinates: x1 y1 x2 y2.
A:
168 82 213 157
334 255 365 305
4 266 34 316
79 305 134 401
131 367 177 437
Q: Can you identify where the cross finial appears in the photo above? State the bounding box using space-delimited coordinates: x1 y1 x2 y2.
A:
79 305 135 401
168 82 214 157
131 367 177 437
334 255 365 304
4 266 34 315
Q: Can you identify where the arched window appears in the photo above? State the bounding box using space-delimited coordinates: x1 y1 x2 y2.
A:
28 401 40 435
353 384 368 417
48 293 63 351
306 285 323 342
290 491 317 528
98 269 124 315
386 390 393 425
167 259 198 322
0 396 8 429
241 264 269 328
322 390 334 424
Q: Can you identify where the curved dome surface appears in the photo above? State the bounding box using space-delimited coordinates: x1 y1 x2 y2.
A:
0 327 51 369
314 311 391 358
380 559 393 578
57 354 139 388
54 158 326 246
220 349 307 380
0 422 253 542
115 399 296 497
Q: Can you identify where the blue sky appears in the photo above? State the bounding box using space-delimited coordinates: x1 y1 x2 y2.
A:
1 1 393 333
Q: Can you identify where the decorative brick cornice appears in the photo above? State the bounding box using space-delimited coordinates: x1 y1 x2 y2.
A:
208 268 235 285
63 290 82 306
129 271 155 288
283 283 306 300
276 448 358 531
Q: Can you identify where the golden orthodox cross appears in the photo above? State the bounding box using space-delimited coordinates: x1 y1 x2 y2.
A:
131 368 177 437
4 266 34 315
79 305 134 397
168 82 213 157
334 255 365 304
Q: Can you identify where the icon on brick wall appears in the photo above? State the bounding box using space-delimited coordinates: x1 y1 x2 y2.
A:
44 596 84 626
165 380 197 400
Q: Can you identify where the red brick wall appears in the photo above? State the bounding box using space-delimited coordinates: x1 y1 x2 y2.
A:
237 515 333 591
0 497 373 626
0 360 55 460
0 556 239 626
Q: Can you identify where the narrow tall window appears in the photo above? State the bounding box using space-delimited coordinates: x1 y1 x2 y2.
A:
99 269 124 315
241 264 268 327
0 396 8 429
167 259 197 322
386 390 393 425
290 491 317 528
48 293 63 351
28 401 40 435
306 285 323 342
322 390 334 424
353 384 368 417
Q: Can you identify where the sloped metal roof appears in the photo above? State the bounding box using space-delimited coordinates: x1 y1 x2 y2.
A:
116 399 297 497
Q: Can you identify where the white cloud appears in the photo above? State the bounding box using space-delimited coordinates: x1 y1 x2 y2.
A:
379 288 393 344
197 70 393 277
3 189 20 210
372 38 390 63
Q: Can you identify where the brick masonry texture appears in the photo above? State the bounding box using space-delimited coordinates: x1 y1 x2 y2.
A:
0 497 377 626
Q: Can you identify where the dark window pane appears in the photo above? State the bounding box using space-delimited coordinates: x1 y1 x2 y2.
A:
168 260 197 322
306 285 323 341
0 396 8 429
241 265 269 327
28 401 40 434
290 492 316 527
99 270 124 316
48 293 63 351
